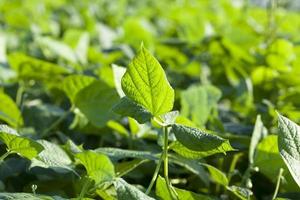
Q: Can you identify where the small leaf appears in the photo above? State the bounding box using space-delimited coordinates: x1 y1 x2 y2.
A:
201 163 229 186
74 80 119 128
0 92 23 127
76 150 115 184
62 75 96 103
113 97 152 124
277 114 300 187
156 176 214 200
121 45 174 116
114 178 155 200
160 111 179 126
0 125 43 159
249 115 267 164
170 141 234 159
171 124 233 152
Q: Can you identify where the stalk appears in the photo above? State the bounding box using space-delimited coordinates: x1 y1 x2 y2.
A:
272 168 284 200
146 153 163 194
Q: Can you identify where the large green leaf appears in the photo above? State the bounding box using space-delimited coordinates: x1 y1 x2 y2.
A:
74 80 119 128
62 75 96 103
114 178 155 200
171 124 233 152
0 92 23 127
0 125 43 159
121 45 174 116
76 150 115 184
112 97 152 124
277 114 300 187
181 85 221 126
156 176 214 200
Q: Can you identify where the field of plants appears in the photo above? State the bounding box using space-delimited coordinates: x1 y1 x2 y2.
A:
0 0 300 199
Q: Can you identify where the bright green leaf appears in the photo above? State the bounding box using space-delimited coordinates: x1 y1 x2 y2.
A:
121 45 174 116
170 141 234 160
0 92 23 127
0 125 43 159
171 124 233 152
201 163 229 186
76 150 115 184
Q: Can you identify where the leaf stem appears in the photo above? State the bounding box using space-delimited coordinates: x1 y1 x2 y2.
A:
272 168 284 200
78 179 91 200
40 106 74 138
146 153 163 194
0 151 11 163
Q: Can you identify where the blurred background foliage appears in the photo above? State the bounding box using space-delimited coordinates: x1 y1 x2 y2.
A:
0 0 300 199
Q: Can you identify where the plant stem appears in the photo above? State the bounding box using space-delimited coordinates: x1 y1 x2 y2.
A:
163 126 177 199
146 153 163 194
272 168 284 200
78 179 91 200
0 151 11 163
40 106 74 138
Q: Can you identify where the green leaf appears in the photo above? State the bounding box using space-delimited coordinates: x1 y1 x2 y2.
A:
170 141 234 159
95 147 158 161
113 97 152 124
74 80 119 128
201 163 228 186
121 45 174 116
0 125 43 159
249 115 267 164
171 124 233 152
30 140 73 173
277 114 300 187
156 176 214 200
76 150 115 183
114 178 155 200
0 92 23 127
8 53 69 81
181 85 221 126
62 75 96 103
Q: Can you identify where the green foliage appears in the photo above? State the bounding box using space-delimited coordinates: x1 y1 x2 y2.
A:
0 0 300 199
